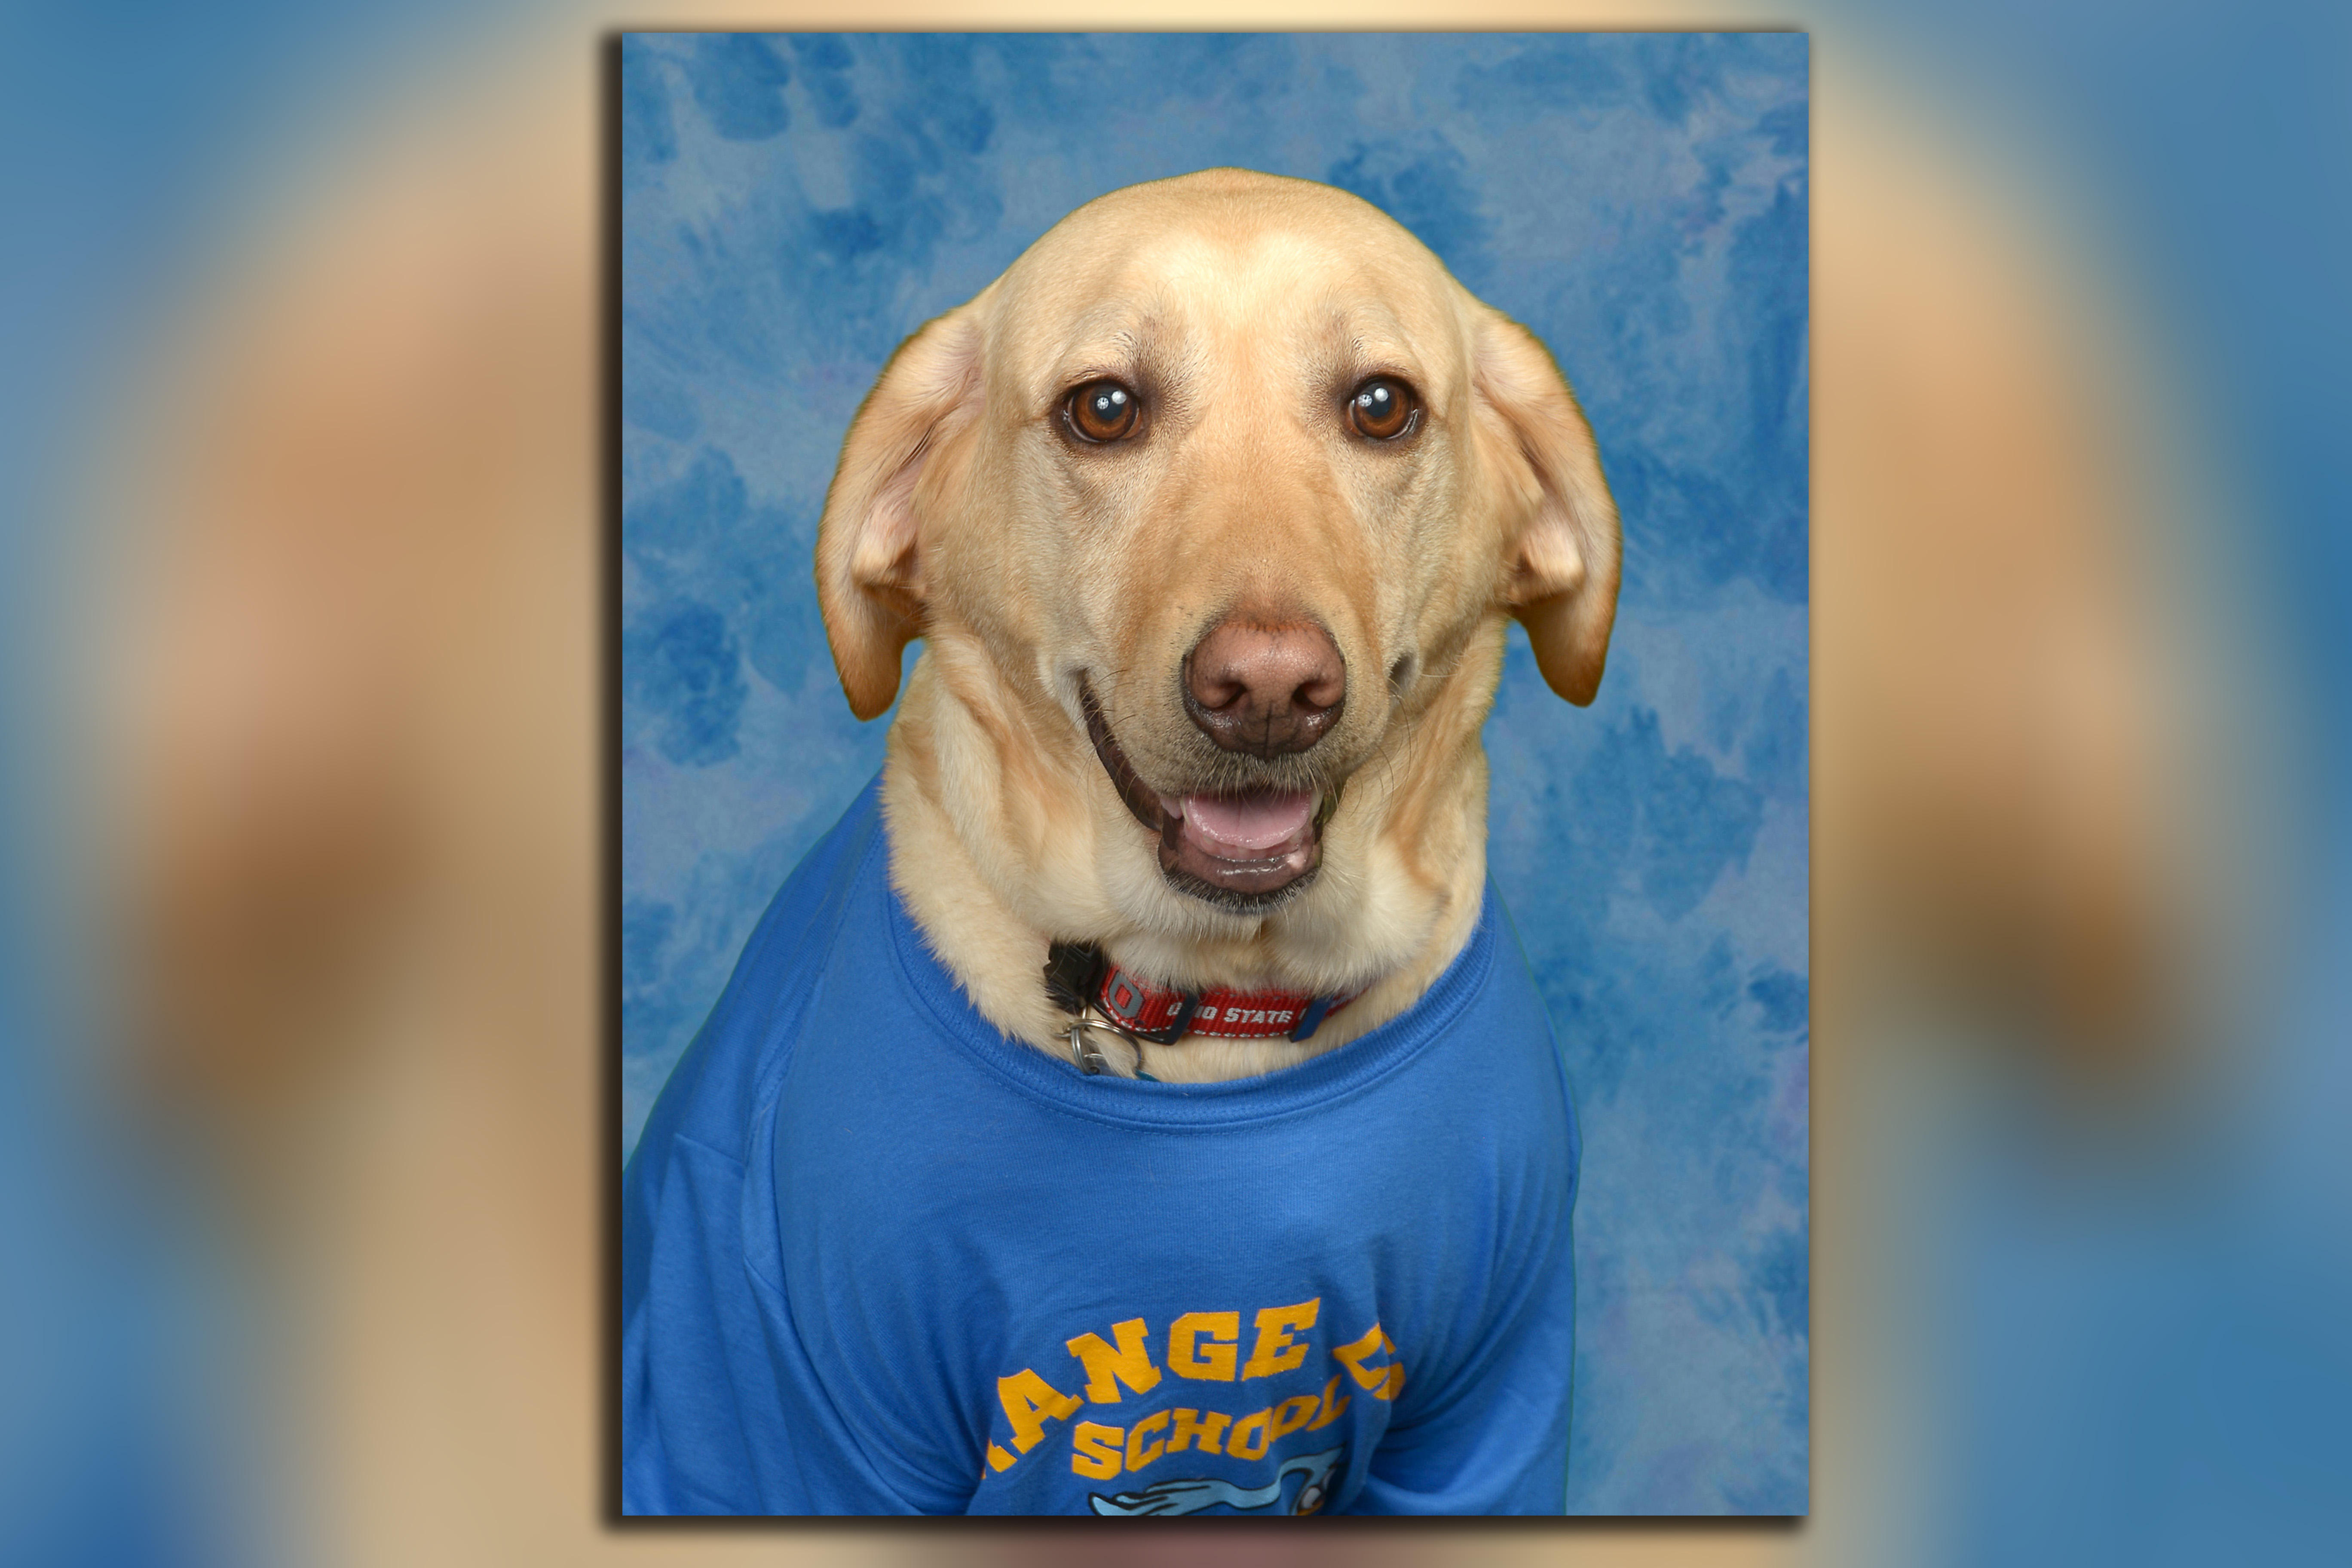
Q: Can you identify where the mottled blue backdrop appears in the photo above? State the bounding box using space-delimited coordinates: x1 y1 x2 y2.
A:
621 32 1807 1515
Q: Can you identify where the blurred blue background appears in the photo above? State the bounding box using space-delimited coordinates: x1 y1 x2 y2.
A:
620 32 1812 1516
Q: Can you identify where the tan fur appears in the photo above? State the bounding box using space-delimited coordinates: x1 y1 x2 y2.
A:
821 168 1620 1081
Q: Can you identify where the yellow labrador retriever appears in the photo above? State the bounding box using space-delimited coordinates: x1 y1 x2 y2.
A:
819 167 1620 1081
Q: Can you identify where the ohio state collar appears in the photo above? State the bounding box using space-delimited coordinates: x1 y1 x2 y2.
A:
1043 940 1359 1047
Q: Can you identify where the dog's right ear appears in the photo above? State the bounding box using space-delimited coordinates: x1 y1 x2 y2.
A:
815 306 986 720
1472 310 1623 706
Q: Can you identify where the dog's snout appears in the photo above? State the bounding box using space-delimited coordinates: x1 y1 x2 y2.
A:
1183 619 1345 757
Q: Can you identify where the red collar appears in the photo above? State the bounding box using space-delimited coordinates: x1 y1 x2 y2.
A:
1044 941 1360 1048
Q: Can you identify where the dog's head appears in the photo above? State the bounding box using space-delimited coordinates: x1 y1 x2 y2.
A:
818 169 1618 914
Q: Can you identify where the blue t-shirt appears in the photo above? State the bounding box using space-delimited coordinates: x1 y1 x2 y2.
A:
621 777 1580 1515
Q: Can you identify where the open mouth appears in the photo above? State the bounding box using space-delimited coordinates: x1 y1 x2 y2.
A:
1080 678 1337 908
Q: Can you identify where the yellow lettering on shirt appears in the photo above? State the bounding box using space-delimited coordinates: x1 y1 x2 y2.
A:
1070 1421 1125 1480
997 1368 1082 1454
1167 1406 1230 1455
985 1442 1016 1473
1065 1317 1163 1403
1305 1373 1351 1431
1271 1393 1322 1439
1124 1409 1170 1471
1333 1322 1402 1396
1168 1311 1241 1380
1226 1405 1274 1461
1240 1297 1320 1379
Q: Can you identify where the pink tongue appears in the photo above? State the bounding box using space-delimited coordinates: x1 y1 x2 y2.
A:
1179 790 1316 854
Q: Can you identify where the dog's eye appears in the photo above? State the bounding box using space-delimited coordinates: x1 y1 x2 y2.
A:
1348 376 1417 440
1066 380 1139 442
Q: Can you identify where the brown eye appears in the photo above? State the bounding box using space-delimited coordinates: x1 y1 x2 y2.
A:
1348 376 1417 440
1067 380 1139 442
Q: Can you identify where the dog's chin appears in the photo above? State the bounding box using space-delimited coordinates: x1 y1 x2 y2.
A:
1162 857 1322 912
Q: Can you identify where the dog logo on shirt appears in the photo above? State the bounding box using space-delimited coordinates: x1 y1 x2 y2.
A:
1086 1445 1344 1516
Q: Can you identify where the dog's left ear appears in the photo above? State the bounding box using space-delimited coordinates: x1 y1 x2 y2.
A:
816 304 986 720
1473 312 1623 706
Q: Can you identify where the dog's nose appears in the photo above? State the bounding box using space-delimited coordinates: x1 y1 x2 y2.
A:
1183 619 1346 756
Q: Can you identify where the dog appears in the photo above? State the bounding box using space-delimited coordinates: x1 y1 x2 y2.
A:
824 165 1620 1084
622 168 1619 1516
